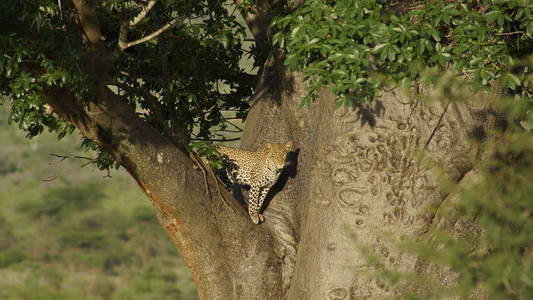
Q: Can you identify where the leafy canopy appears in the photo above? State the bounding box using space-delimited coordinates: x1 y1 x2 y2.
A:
273 0 532 106
1 0 532 167
0 0 255 168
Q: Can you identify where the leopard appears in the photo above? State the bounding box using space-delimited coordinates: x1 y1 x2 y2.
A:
214 141 293 224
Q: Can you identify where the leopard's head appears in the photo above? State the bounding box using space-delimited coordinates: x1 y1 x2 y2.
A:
264 141 293 174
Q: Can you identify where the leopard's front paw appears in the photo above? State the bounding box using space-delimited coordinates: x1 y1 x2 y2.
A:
250 213 265 224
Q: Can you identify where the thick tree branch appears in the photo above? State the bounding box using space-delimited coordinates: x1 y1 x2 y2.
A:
72 0 104 48
234 0 275 46
72 0 116 75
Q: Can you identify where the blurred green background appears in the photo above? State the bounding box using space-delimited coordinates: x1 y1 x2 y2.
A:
0 105 198 300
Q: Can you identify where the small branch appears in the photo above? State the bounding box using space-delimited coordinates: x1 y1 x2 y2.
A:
223 118 244 131
494 31 523 36
43 153 100 181
49 153 95 165
118 0 178 52
119 11 181 52
41 176 59 182
191 137 241 142
123 17 181 50
49 154 69 165
424 99 451 150
80 161 93 168
130 0 157 27
219 116 245 119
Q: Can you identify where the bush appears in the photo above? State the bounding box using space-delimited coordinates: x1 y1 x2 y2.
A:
0 248 26 268
59 231 107 249
0 158 19 175
18 181 106 219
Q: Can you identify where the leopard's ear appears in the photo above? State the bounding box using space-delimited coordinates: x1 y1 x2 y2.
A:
285 141 293 151
264 142 273 150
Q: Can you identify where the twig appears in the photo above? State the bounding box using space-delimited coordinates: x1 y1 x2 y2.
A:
409 98 420 118
230 3 238 17
130 0 157 27
223 118 244 131
80 161 93 168
49 154 69 165
424 99 451 150
41 176 58 182
189 153 212 199
49 153 94 165
44 153 105 180
494 31 523 36
119 17 181 51
117 0 181 52
189 153 236 212
190 137 241 142
125 17 181 49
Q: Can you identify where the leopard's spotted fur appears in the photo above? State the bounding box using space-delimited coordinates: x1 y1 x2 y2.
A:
215 142 293 224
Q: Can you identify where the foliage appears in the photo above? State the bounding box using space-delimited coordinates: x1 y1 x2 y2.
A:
188 141 224 169
0 0 255 169
352 95 533 299
18 182 105 220
0 248 26 268
273 0 533 106
2 0 531 169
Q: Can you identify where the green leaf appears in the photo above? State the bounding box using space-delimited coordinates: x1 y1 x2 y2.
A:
373 43 387 52
526 22 533 38
484 10 500 25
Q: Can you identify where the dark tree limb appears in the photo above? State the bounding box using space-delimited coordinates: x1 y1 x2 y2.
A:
234 0 275 47
72 0 104 48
